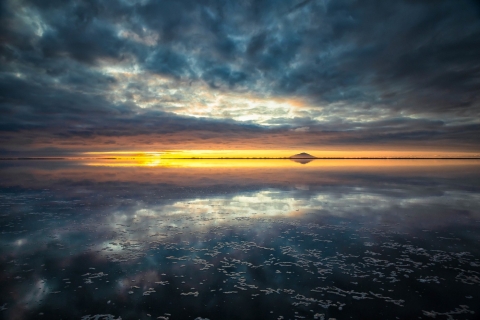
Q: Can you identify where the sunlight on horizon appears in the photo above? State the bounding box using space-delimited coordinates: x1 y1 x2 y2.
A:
84 158 480 168
82 149 480 160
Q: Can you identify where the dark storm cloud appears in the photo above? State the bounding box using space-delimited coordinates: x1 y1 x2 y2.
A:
0 72 264 135
1 0 479 154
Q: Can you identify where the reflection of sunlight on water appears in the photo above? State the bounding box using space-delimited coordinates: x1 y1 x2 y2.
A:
143 159 162 167
84 158 480 168
85 159 306 168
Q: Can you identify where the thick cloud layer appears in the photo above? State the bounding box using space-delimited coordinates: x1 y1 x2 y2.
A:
1 0 480 154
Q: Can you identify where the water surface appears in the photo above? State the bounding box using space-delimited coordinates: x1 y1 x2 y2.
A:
1 160 479 320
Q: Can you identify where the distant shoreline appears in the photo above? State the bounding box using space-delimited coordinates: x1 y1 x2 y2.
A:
1 157 480 160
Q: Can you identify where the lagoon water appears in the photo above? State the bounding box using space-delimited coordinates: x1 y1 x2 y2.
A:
1 159 479 320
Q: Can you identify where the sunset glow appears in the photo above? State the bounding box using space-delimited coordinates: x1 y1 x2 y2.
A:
82 150 480 160
84 158 480 169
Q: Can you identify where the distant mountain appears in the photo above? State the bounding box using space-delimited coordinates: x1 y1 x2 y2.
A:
289 152 316 159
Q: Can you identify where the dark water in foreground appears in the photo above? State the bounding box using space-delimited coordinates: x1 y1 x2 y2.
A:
1 160 479 320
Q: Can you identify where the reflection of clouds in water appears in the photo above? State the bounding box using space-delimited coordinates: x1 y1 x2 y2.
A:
6 207 480 320
21 279 49 309
93 187 480 256
119 189 301 223
165 188 480 220
399 190 480 209
2 165 480 320
4 185 480 259
15 239 27 247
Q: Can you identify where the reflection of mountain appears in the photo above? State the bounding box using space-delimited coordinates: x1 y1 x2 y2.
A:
290 158 313 164
290 152 316 159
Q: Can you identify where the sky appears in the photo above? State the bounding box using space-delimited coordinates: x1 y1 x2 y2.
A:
1 0 480 157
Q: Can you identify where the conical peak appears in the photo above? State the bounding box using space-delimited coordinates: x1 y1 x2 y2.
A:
290 152 316 159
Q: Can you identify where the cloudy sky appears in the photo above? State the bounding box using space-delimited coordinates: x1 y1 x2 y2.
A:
1 0 480 157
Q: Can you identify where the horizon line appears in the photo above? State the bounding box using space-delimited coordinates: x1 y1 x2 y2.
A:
2 157 480 160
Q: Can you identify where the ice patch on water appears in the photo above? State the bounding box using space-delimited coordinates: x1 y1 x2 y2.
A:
81 315 121 320
423 305 474 319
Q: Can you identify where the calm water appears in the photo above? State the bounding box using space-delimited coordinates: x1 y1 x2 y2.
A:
1 160 479 320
